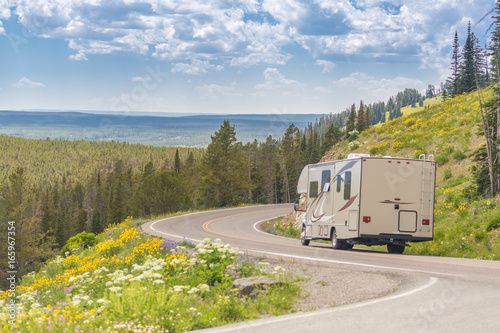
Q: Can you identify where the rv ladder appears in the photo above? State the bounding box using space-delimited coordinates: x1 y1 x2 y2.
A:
420 154 435 225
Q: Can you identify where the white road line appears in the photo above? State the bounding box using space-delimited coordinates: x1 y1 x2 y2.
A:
252 216 297 241
200 277 439 332
245 248 464 277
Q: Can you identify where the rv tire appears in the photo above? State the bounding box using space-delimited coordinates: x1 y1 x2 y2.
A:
342 242 353 250
387 243 405 254
301 225 310 246
331 229 343 249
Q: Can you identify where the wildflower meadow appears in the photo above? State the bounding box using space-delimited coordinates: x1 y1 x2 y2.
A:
0 217 300 332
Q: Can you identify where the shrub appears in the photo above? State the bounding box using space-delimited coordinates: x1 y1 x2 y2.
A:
486 211 500 231
452 150 467 160
61 231 96 255
443 168 453 180
435 154 449 165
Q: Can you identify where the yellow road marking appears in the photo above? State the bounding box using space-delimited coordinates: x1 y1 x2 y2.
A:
201 210 500 271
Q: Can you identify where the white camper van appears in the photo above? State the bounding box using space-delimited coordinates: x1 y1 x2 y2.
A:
296 154 436 254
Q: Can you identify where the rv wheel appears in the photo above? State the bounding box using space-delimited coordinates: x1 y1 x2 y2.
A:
301 225 310 246
342 242 353 250
331 229 343 249
387 243 405 254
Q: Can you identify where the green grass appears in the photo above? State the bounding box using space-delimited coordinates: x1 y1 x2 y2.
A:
261 218 301 239
0 216 301 332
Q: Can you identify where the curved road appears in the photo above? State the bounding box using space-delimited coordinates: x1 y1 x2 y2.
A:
142 204 500 332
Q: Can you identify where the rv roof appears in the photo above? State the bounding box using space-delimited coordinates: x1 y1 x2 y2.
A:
347 153 370 159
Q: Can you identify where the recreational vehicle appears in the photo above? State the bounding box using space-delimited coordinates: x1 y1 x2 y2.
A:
296 154 436 254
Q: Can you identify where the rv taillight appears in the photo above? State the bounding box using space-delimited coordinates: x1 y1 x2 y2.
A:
422 219 430 225
363 216 371 223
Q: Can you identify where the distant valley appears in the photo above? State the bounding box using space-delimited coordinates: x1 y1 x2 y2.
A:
0 110 323 147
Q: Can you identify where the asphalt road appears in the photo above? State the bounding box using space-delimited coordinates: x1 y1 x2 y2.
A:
142 204 500 332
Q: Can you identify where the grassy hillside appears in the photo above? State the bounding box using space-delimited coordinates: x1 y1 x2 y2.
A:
322 89 500 259
0 216 300 332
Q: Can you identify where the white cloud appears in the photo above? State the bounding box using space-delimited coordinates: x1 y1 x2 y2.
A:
254 68 303 95
69 50 87 61
262 0 307 25
0 0 12 35
13 77 45 88
316 60 335 73
196 82 240 98
171 59 223 75
132 76 152 83
333 72 424 101
6 0 495 78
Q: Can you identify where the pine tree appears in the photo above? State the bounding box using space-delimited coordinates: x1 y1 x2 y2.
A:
40 189 55 237
93 173 104 231
108 180 125 224
174 149 181 173
475 0 500 196
364 107 371 129
442 89 449 101
91 209 102 235
258 136 279 204
346 104 357 136
448 31 462 97
459 22 476 94
356 100 365 132
142 161 155 179
185 151 195 170
489 0 500 82
319 124 343 156
76 207 87 233
197 120 248 207
280 124 302 203
55 215 65 248
426 84 435 98
472 32 487 88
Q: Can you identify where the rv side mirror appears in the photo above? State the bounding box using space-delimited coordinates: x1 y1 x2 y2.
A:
294 202 300 211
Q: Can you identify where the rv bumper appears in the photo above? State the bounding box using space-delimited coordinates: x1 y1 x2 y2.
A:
358 234 433 245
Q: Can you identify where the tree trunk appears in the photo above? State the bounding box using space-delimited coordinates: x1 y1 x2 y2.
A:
476 84 496 196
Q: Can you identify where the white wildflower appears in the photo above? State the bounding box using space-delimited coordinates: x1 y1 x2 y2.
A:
30 302 41 309
187 287 199 294
197 284 210 292
109 286 122 293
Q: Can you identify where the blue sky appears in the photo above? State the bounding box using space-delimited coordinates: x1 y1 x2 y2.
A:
0 0 496 115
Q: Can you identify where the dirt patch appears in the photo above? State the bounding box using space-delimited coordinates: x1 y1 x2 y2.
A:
257 255 401 311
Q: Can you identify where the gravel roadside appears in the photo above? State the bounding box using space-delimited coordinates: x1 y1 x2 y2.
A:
256 253 404 312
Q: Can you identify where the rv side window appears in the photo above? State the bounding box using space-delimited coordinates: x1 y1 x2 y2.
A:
309 181 319 198
344 172 351 200
321 170 331 188
337 175 341 192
